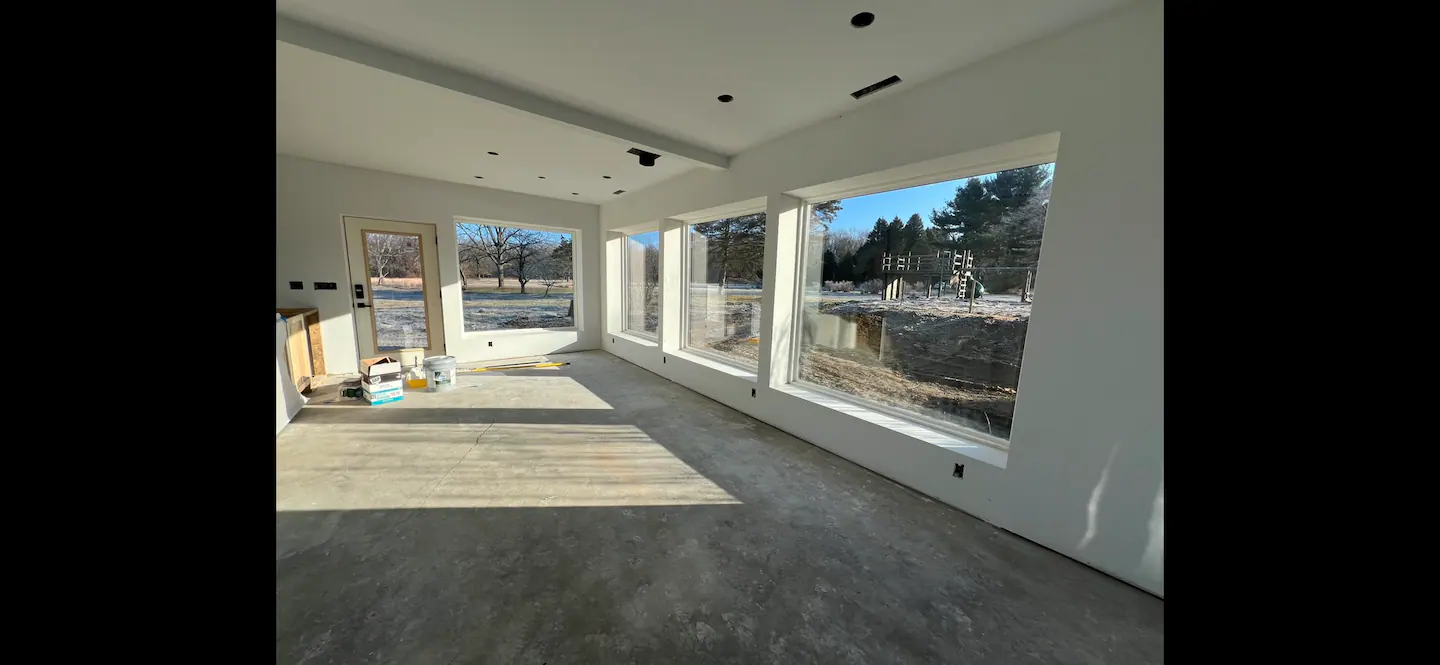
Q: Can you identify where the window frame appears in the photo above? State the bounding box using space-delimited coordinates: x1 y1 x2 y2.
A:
785 159 1058 452
620 231 660 340
453 218 580 336
678 208 768 373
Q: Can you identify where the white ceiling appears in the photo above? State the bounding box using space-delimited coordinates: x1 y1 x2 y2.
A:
276 41 693 203
274 0 1133 157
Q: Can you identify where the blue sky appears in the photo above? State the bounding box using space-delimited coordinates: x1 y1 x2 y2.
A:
626 165 1052 240
826 163 1054 233
827 180 960 233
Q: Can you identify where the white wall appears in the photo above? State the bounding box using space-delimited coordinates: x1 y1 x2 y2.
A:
276 155 602 374
601 0 1164 595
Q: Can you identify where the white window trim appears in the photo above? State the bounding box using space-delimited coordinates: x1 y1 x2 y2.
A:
781 149 1058 455
791 377 1011 452
611 329 658 348
678 207 767 371
670 347 760 380
772 381 1009 469
453 216 582 335
788 202 817 383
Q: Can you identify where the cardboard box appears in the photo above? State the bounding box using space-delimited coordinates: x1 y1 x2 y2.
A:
365 393 403 406
364 382 403 400
361 370 403 385
360 356 402 378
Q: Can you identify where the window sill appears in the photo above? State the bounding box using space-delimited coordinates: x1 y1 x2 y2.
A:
462 326 578 338
671 348 759 381
773 382 1009 469
611 330 658 347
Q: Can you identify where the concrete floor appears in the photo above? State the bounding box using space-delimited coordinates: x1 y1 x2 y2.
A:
276 351 1162 664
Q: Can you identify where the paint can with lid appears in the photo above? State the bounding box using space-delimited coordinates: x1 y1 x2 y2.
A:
423 355 457 393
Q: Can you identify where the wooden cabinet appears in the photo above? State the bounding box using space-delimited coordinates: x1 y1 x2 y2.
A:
277 308 326 392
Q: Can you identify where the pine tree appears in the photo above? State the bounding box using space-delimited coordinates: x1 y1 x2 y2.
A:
887 217 905 253
811 200 843 229
550 237 572 264
865 218 889 246
929 177 996 252
854 218 891 281
901 213 930 254
930 165 1051 263
694 213 766 287
931 165 1053 291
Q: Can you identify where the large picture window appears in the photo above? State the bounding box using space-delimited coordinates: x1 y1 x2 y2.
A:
795 163 1055 444
684 213 767 369
623 231 660 337
456 222 575 331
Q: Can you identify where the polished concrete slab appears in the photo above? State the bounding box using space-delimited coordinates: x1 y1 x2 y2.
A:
276 351 1162 664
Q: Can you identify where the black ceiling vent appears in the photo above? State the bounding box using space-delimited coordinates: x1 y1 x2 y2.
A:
851 74 902 99
627 147 661 167
613 189 627 195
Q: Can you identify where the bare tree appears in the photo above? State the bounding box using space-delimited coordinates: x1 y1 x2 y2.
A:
826 228 866 260
642 243 660 319
458 224 527 289
507 231 550 294
539 238 574 297
366 233 419 286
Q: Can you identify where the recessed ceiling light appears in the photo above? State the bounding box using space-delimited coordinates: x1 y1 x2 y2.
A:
487 151 499 155
613 190 626 195
538 176 546 179
572 192 579 195
603 175 612 179
717 94 734 103
474 176 484 179
851 12 875 28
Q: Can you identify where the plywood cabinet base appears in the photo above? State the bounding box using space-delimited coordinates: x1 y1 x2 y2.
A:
277 308 326 392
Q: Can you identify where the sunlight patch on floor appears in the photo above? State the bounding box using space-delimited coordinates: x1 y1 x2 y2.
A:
276 424 738 511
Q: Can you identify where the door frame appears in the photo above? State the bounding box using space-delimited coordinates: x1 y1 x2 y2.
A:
343 216 447 362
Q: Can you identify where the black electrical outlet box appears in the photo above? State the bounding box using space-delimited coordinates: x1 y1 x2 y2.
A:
314 282 338 290
289 281 303 290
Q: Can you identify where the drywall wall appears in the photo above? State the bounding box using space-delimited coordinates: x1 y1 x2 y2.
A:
276 155 601 374
601 0 1164 595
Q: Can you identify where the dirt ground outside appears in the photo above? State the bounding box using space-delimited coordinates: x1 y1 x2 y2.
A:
692 288 1029 442
368 278 575 349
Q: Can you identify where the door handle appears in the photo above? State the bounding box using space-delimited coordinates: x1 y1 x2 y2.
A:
355 302 370 308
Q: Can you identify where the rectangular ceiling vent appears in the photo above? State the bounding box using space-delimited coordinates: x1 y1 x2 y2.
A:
851 75 902 100
613 190 627 195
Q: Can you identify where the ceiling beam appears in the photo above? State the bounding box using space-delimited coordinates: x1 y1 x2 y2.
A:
275 15 730 171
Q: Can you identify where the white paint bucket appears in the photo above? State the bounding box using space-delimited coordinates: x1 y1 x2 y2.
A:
423 355 457 393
